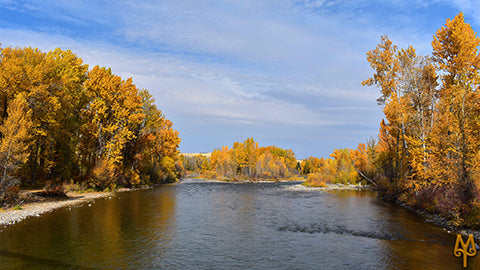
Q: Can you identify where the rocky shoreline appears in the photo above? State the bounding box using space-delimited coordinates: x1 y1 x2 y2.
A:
0 191 113 227
300 183 480 240
292 182 480 239
398 201 480 240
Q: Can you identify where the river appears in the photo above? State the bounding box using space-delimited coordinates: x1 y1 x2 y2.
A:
0 180 477 269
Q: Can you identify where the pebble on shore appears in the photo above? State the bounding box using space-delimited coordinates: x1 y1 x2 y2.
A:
285 183 372 191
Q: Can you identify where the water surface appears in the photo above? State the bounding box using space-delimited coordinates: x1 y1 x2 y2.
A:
0 180 476 269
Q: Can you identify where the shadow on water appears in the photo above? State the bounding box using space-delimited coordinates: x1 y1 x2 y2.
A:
0 249 95 269
278 221 415 241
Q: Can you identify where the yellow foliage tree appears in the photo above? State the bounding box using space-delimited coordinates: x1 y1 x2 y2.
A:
0 93 32 203
0 44 182 200
207 138 297 180
430 12 480 211
83 66 144 167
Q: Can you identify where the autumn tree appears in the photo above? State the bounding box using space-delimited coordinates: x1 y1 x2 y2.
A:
430 12 480 212
255 150 289 180
182 154 207 173
302 149 358 187
362 35 438 196
301 159 311 175
0 46 26 124
206 138 298 181
0 46 90 187
233 137 258 177
211 146 235 178
362 35 407 193
0 44 182 203
358 12 480 226
45 49 89 183
350 140 377 185
0 93 32 204
80 66 144 189
398 52 437 184
0 47 54 184
125 89 182 185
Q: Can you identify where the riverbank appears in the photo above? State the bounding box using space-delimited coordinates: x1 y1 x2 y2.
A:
295 182 480 239
0 191 114 227
315 184 480 239
397 200 480 240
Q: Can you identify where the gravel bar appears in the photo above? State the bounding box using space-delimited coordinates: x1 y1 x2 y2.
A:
0 192 112 227
285 183 373 191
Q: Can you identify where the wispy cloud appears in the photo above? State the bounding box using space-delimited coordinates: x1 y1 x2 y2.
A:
0 0 475 157
449 0 480 24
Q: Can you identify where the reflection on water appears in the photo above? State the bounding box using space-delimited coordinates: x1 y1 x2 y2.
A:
0 187 177 269
0 181 477 269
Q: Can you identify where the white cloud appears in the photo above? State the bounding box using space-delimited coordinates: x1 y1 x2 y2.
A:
111 0 378 72
451 0 480 25
2 0 464 157
1 27 338 126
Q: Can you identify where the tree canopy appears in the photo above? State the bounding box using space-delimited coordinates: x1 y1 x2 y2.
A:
358 12 480 226
0 45 182 205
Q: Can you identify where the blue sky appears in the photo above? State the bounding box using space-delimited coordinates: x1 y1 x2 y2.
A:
1 0 479 158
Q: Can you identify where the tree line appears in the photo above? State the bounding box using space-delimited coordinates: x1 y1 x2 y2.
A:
182 137 299 181
0 45 182 205
182 138 365 185
301 149 360 187
354 12 480 227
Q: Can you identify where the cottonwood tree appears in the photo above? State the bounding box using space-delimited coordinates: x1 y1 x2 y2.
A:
0 93 32 203
81 66 144 189
430 12 480 210
363 35 438 196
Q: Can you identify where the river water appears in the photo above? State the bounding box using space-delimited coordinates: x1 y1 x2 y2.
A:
0 180 477 269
